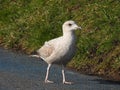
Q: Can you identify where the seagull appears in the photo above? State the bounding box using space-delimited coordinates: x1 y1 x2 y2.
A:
31 20 81 84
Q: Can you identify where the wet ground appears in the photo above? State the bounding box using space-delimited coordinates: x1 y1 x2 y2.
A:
0 48 120 90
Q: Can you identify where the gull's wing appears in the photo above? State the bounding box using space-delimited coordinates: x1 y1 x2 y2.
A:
37 42 55 59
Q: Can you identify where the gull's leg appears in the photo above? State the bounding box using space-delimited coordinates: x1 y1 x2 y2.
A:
45 64 54 83
62 65 73 84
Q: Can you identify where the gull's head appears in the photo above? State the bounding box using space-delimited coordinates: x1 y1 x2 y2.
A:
62 20 81 32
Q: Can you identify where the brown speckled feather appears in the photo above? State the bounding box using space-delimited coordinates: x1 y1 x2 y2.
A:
37 42 54 59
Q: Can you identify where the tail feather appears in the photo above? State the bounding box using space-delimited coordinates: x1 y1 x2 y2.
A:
29 55 40 58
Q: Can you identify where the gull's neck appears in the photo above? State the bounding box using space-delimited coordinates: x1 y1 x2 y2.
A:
63 30 76 40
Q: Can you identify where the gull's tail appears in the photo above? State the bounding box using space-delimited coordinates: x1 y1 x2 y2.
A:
29 50 40 58
29 55 40 58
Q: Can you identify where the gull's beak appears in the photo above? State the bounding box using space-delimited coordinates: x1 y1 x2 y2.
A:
73 24 82 30
75 25 82 30
77 26 82 30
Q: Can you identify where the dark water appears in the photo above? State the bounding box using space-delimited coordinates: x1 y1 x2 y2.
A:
0 48 120 90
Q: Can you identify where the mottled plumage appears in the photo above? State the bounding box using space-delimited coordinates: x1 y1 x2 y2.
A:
31 20 81 84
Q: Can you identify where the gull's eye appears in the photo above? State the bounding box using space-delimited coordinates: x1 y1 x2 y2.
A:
68 23 72 26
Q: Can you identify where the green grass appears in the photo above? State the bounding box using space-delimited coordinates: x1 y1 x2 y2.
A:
0 0 120 80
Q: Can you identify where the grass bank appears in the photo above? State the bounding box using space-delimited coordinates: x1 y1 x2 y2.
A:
0 0 120 81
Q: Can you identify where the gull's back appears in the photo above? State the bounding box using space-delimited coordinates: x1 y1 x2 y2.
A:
37 34 76 65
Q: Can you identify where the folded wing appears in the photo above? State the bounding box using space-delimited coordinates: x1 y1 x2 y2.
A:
37 42 55 59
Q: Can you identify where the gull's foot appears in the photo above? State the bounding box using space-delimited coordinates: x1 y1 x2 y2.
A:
63 81 73 85
45 80 54 83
